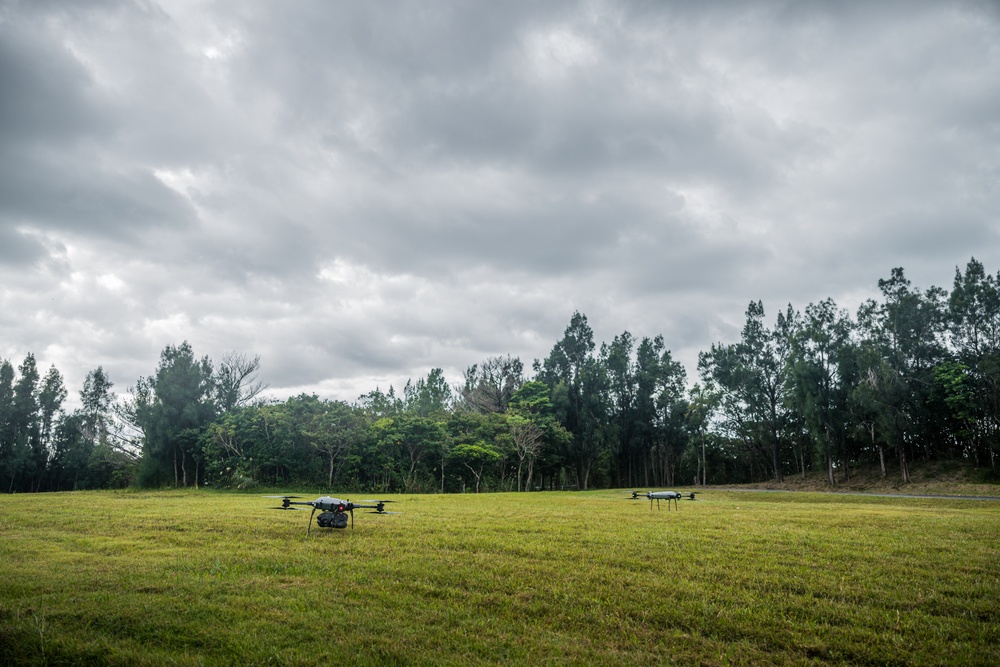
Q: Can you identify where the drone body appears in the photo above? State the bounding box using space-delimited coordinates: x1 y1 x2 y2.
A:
630 490 696 511
266 495 397 533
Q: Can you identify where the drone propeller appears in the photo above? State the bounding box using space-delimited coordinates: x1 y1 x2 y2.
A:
268 506 306 511
262 495 307 511
361 500 398 514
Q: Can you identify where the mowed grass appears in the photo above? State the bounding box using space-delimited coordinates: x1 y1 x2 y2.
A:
0 489 997 666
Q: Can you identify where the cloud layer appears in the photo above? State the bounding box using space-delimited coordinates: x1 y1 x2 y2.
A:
2 0 998 404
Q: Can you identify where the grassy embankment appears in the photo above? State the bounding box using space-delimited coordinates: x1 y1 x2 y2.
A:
1 487 998 666
721 460 1000 497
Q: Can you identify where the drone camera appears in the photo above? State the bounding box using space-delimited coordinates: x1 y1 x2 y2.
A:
317 511 350 529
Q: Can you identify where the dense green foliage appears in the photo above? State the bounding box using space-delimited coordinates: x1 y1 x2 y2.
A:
0 490 997 665
3 259 1000 494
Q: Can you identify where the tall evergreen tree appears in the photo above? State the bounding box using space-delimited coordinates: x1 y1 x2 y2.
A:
787 299 857 485
48 412 90 490
948 258 1000 467
358 386 403 419
535 312 610 489
80 367 115 448
404 368 453 417
0 359 16 490
699 302 793 482
38 366 67 450
134 342 216 487
602 331 637 485
9 355 41 492
651 344 688 488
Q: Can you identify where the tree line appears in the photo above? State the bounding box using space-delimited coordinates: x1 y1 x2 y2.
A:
3 258 999 494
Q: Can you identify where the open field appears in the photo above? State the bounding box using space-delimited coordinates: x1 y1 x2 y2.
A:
1 489 998 666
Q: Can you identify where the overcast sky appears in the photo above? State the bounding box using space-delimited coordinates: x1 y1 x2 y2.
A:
2 0 998 406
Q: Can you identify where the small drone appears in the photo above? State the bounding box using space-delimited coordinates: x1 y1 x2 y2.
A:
630 490 697 511
265 495 398 533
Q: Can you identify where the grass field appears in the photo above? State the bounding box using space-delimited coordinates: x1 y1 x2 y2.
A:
1 488 998 666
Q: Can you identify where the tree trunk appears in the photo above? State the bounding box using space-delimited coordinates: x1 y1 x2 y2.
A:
772 439 783 483
576 459 591 490
770 412 784 482
702 433 708 486
405 456 418 493
874 424 886 478
665 448 674 486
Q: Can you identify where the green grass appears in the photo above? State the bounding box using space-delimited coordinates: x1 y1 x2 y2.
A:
1 489 997 666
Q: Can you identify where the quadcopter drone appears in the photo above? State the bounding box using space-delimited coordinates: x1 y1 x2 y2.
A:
265 495 398 533
630 490 697 511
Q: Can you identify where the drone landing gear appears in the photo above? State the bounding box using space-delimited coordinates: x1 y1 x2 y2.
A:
651 497 679 511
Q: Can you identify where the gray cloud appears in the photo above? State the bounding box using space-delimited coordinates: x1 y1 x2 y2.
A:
1 0 998 406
